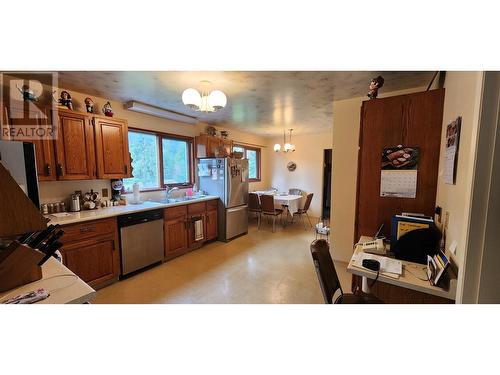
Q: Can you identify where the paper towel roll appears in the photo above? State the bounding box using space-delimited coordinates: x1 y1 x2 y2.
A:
133 182 140 203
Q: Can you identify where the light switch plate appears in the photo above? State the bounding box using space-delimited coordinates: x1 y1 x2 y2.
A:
449 240 458 255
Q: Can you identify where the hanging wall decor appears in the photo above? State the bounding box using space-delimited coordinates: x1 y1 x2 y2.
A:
287 161 297 172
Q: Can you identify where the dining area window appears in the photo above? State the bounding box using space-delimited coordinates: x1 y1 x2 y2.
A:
124 129 193 192
232 144 261 182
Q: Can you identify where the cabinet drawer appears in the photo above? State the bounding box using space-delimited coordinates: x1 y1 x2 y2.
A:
165 205 187 220
62 217 117 243
207 199 218 210
188 202 207 215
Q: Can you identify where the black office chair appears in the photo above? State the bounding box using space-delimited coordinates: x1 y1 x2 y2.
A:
310 239 383 304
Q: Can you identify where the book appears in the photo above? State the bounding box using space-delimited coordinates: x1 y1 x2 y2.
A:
391 214 434 243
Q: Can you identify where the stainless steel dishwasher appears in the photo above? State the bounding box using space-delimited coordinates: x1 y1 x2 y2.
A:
118 209 164 276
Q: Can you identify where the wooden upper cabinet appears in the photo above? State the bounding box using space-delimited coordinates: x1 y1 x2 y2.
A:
53 109 95 180
1 101 56 181
93 116 130 179
195 134 233 158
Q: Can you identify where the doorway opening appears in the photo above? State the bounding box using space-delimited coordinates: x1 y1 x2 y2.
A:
322 149 332 220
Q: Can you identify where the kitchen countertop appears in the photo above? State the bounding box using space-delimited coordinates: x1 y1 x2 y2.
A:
45 195 219 225
0 257 95 304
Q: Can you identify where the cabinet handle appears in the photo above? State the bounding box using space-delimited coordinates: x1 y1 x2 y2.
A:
206 213 209 223
56 163 63 177
112 240 115 251
80 227 93 233
45 163 51 176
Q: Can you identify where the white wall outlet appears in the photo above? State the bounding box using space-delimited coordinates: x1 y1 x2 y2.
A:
449 240 458 255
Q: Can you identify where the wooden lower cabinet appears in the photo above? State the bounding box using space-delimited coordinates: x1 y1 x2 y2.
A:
205 209 218 241
164 216 188 260
164 199 218 260
60 218 120 289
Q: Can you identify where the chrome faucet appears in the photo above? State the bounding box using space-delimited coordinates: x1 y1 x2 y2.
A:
166 186 180 199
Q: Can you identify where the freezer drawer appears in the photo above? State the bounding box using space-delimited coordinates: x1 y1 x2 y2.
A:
225 205 248 240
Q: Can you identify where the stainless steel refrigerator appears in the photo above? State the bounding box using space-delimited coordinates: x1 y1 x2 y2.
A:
198 158 248 241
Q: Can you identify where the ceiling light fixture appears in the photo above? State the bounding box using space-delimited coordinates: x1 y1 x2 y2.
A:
274 129 295 153
182 80 227 113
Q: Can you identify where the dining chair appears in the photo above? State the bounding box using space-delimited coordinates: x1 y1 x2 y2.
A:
291 193 314 229
288 188 303 195
260 194 283 233
310 239 383 304
248 192 262 229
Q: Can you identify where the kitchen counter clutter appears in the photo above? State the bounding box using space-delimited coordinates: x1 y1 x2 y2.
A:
44 195 219 225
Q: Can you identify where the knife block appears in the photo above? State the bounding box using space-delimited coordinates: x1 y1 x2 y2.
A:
0 241 44 293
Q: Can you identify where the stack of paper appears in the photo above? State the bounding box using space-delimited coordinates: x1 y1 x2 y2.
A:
353 253 402 279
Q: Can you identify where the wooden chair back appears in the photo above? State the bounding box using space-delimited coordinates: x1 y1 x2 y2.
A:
248 193 261 211
260 195 276 214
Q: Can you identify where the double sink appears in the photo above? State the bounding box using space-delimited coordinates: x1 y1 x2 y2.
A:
152 195 208 204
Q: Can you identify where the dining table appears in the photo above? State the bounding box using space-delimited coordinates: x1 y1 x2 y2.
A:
252 190 305 225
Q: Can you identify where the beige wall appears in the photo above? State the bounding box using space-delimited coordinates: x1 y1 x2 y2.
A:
330 86 429 262
39 87 269 203
266 132 332 219
434 72 484 303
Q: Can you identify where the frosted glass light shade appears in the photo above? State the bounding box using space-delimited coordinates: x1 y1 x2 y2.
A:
208 90 227 110
289 144 295 152
182 88 202 109
284 143 292 152
274 143 281 152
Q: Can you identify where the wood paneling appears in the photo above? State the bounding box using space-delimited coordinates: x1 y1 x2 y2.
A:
93 116 130 179
355 89 445 241
353 89 446 302
54 109 95 180
164 205 187 220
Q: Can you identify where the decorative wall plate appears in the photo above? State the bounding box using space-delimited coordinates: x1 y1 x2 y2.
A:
287 161 297 172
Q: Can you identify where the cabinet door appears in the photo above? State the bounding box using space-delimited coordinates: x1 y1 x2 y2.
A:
221 139 233 156
2 103 56 180
164 216 188 259
93 117 130 179
61 234 119 288
205 209 218 241
54 110 95 180
207 137 220 157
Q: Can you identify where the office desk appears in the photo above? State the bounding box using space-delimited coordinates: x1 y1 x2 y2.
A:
347 236 456 303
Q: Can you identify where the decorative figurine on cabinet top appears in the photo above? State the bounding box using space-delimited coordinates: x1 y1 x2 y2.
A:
52 90 73 110
367 75 385 100
220 130 229 139
16 84 39 102
102 101 113 117
84 97 95 113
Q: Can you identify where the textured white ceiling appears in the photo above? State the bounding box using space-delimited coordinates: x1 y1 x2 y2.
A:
57 71 434 136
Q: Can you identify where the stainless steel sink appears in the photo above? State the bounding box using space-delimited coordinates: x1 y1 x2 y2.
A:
152 195 206 204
